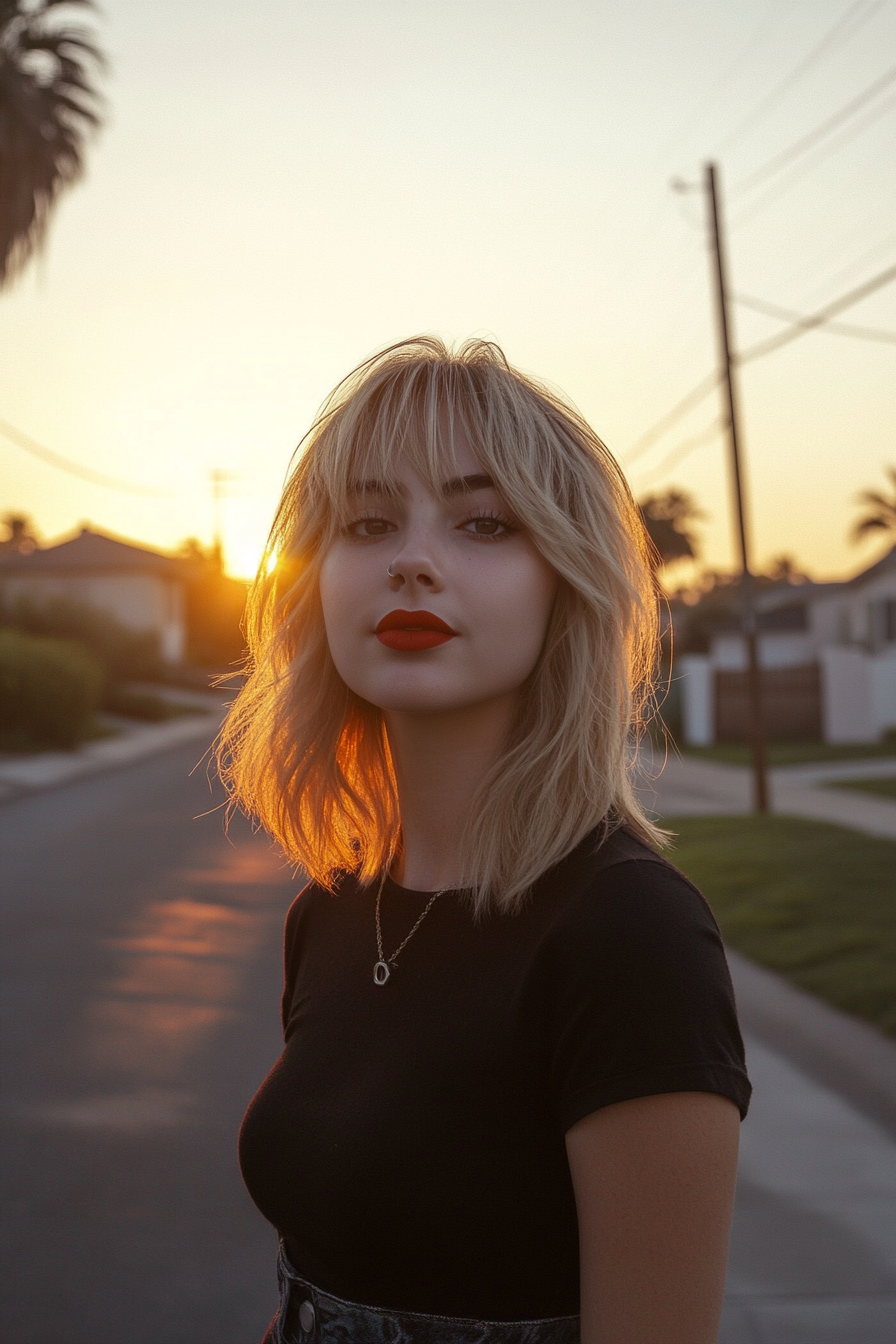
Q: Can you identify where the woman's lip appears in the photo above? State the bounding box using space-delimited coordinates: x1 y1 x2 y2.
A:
375 609 458 651
375 609 458 635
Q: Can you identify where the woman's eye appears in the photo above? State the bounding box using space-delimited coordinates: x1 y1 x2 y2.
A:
461 515 514 539
348 516 396 538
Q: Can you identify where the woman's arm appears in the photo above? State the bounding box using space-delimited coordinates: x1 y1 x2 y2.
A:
565 1090 740 1344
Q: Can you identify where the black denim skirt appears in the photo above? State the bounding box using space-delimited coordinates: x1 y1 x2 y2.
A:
266 1241 580 1344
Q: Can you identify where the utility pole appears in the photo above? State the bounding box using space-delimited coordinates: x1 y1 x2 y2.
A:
704 161 769 813
209 468 237 571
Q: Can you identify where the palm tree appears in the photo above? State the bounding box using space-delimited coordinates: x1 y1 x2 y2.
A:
851 465 896 544
0 0 103 287
638 488 703 570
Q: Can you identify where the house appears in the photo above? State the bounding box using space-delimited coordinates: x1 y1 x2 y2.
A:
0 527 188 664
680 546 896 745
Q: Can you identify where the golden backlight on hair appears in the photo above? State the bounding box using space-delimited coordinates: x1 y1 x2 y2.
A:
217 336 662 911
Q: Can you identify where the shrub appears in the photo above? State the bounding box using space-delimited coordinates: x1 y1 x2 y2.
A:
0 591 163 684
103 686 200 721
0 629 103 750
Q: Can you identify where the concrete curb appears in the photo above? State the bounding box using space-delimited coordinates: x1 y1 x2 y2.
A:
728 948 896 1140
0 710 224 804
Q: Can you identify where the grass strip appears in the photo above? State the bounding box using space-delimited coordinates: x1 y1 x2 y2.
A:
825 776 896 800
679 740 896 767
665 814 896 1037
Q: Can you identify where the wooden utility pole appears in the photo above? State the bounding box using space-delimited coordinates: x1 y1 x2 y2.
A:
704 161 769 812
209 468 237 570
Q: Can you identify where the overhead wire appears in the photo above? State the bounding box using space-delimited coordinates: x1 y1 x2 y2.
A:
631 421 724 490
799 233 896 309
655 0 786 161
716 0 888 153
0 417 175 497
737 262 896 362
622 374 720 467
622 262 896 467
731 65 896 197
730 91 896 227
735 292 896 343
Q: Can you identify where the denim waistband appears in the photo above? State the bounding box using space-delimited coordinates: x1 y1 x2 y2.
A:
273 1241 580 1344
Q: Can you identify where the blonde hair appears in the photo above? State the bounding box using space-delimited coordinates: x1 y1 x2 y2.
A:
218 336 662 913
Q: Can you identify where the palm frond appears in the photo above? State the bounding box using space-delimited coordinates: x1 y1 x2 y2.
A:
850 464 896 544
0 0 105 285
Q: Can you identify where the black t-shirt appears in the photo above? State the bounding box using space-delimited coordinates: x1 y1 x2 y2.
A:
239 826 751 1321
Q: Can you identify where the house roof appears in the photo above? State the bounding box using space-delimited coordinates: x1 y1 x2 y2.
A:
752 544 896 615
0 527 187 578
847 543 896 587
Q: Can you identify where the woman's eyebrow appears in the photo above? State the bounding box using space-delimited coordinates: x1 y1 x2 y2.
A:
348 474 495 499
441 473 495 497
349 479 406 498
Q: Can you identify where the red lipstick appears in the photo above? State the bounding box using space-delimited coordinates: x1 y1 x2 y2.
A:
375 610 458 651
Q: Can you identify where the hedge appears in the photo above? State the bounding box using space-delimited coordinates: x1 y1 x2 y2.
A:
0 629 103 750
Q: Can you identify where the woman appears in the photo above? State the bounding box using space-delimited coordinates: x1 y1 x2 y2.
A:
220 336 750 1344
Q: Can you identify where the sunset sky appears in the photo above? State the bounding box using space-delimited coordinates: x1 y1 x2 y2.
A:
2 0 894 580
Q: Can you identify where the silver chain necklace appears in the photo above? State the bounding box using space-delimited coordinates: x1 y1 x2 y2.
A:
373 873 449 985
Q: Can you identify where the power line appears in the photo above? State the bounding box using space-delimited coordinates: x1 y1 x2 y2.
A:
731 91 896 228
623 262 896 463
783 228 896 308
732 65 896 196
656 0 785 161
735 291 896 343
738 262 896 363
632 421 723 489
622 373 720 466
717 0 887 152
0 417 175 497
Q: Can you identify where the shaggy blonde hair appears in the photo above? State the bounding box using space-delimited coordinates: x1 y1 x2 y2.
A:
218 336 662 913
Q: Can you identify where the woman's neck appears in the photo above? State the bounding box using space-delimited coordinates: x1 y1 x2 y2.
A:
384 693 518 891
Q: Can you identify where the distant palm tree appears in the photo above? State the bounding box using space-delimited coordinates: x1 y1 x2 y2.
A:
851 465 896 544
0 0 103 287
638 488 703 570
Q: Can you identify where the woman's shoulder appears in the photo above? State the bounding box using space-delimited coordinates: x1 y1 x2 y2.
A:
283 870 360 944
535 825 751 1126
537 823 724 970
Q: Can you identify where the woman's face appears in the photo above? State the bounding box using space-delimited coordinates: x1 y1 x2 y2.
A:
319 432 558 716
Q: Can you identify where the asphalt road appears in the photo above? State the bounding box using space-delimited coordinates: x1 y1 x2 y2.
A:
0 742 295 1344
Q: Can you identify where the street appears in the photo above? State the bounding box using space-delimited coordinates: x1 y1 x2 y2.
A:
1 742 895 1342
0 741 293 1344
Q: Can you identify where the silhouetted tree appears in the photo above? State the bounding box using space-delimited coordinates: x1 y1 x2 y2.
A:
851 465 896 544
638 488 703 569
178 538 248 666
0 510 40 553
766 553 810 585
0 0 103 286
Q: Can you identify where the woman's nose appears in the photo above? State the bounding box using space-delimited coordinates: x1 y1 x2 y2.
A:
386 541 444 593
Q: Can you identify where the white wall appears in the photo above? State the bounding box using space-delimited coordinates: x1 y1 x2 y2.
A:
679 654 714 746
820 646 875 744
710 632 814 670
870 650 896 736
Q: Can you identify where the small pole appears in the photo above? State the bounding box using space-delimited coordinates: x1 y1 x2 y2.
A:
209 468 236 570
704 161 769 812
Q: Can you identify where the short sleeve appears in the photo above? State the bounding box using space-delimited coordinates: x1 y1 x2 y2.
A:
541 858 751 1131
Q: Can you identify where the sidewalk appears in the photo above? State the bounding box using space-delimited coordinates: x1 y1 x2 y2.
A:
637 746 896 1339
722 952 896 1343
637 747 896 841
0 693 225 803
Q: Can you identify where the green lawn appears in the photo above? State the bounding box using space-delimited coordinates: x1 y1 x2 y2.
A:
665 815 896 1036
680 739 896 767
826 776 896 800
